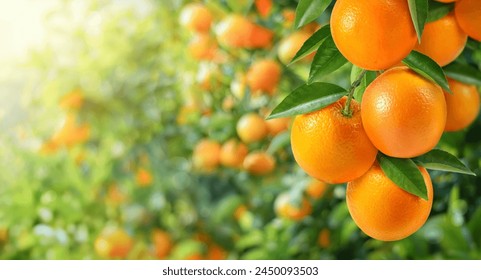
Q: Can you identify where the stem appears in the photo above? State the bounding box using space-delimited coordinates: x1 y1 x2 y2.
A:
342 69 367 117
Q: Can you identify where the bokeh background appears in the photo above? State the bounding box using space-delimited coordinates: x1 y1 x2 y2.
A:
1 0 481 260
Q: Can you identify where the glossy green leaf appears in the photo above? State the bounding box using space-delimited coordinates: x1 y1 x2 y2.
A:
427 2 454 23
443 62 481 86
289 25 331 65
350 65 377 102
413 149 476 176
267 82 346 119
295 0 332 28
402 50 451 93
378 154 428 200
408 0 429 42
267 131 290 154
308 35 348 84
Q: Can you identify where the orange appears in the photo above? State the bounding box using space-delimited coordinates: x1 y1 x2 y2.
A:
136 168 153 187
330 0 417 70
60 89 84 111
192 139 221 171
106 184 126 205
282 9 296 27
243 152 276 175
455 0 481 42
246 59 281 95
291 97 378 184
179 3 213 33
275 192 312 221
51 114 90 148
39 140 59 155
220 139 249 168
361 67 447 158
278 31 313 65
444 78 480 131
414 12 467 67
234 204 248 220
188 34 217 61
216 15 273 49
152 229 173 259
265 117 290 136
306 179 328 199
196 63 219 91
236 113 268 143
207 244 227 260
318 229 330 248
222 96 235 112
255 0 272 18
95 228 133 259
346 163 433 241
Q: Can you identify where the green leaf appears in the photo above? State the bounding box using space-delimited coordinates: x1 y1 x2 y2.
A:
308 35 348 84
295 0 332 28
402 50 451 93
289 25 331 65
266 131 291 154
267 82 346 119
413 149 476 176
350 66 377 102
377 154 428 200
427 2 454 23
408 0 429 42
443 62 481 86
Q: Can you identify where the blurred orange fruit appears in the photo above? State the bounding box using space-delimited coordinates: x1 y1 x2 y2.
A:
152 229 173 259
192 139 221 171
236 113 268 143
106 183 126 205
265 117 290 136
0 227 8 244
243 152 276 175
216 15 273 49
306 179 328 199
455 0 481 42
51 114 90 148
444 78 480 132
318 229 330 248
347 163 433 241
361 67 446 158
275 192 312 221
278 31 313 65
255 0 273 18
136 168 153 187
179 3 213 33
234 204 248 220
246 59 281 95
59 89 84 111
414 12 467 66
330 0 417 70
220 139 249 168
207 244 227 260
188 34 218 61
291 97 378 184
95 228 133 259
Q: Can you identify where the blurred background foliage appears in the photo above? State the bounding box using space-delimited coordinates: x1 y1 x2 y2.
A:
0 0 481 260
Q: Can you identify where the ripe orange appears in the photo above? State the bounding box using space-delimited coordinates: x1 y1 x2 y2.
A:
188 34 217 61
136 168 153 187
444 78 480 132
317 229 330 248
455 0 481 42
192 139 221 171
243 152 276 175
236 113 268 143
282 9 296 28
216 15 273 49
246 59 281 95
361 67 447 158
206 244 227 260
414 13 467 67
306 179 328 199
346 163 433 241
220 139 249 168
59 89 84 111
275 192 312 221
291 97 378 184
255 0 272 18
51 114 90 148
179 3 213 33
330 0 417 70
265 117 290 136
95 228 133 259
152 229 173 259
278 31 313 65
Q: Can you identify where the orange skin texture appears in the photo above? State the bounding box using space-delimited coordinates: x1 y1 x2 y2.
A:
330 0 417 70
455 0 481 42
278 31 314 65
291 97 378 184
192 139 221 170
361 67 446 158
265 117 290 136
220 139 249 168
246 59 281 95
275 193 312 221
179 3 213 33
347 163 433 241
236 113 268 143
243 152 275 175
152 230 173 259
414 13 467 67
188 34 218 61
444 78 481 132
95 229 133 259
306 179 328 199
216 15 273 49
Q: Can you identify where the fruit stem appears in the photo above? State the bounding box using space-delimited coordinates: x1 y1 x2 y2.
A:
342 69 367 117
